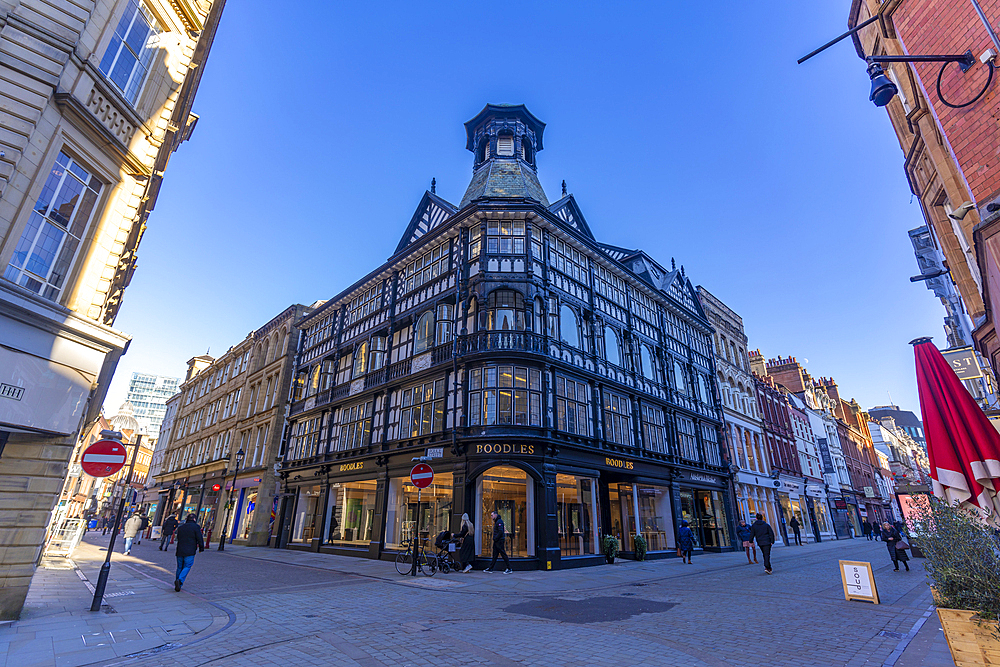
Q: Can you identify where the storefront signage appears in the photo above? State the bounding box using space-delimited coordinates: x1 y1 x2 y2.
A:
689 473 717 484
941 346 983 379
476 443 535 455
0 383 24 401
426 447 444 459
340 461 364 472
834 498 848 510
605 457 634 469
839 560 879 604
863 486 876 498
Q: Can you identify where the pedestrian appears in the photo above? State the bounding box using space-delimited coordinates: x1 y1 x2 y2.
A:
101 517 110 536
750 513 776 574
789 515 803 546
122 512 142 555
456 513 475 573
861 520 871 540
174 514 205 591
160 513 179 551
880 521 909 572
677 519 695 564
483 510 512 574
137 514 149 545
736 519 756 564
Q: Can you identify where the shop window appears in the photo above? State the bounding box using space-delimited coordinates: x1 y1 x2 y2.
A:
604 325 622 367
291 485 322 543
555 375 590 436
560 304 579 347
399 379 445 438
637 484 674 551
485 290 525 331
337 400 372 450
602 389 633 446
435 304 453 344
414 311 434 353
98 0 159 104
4 152 103 301
486 220 525 254
556 474 598 555
608 483 636 550
469 365 542 427
641 404 666 454
384 473 454 550
326 479 378 547
477 466 534 557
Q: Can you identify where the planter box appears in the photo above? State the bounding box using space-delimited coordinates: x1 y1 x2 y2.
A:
938 607 1000 666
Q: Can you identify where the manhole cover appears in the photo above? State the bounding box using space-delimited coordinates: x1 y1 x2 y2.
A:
878 631 905 640
504 596 676 624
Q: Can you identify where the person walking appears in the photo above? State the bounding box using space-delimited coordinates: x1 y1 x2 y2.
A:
122 513 142 555
137 514 149 545
677 520 695 564
789 516 803 546
174 514 205 591
483 510 511 574
880 521 909 571
861 520 871 540
159 513 179 551
736 519 756 564
750 513 776 574
456 513 475 573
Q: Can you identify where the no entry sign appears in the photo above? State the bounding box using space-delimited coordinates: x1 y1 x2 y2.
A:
410 463 434 489
80 440 127 478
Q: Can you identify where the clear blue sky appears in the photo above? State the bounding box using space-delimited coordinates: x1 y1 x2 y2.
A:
103 1 943 417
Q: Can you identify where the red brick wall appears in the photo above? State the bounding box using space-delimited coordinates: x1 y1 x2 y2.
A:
892 0 1000 202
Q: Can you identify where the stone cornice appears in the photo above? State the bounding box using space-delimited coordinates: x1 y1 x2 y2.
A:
53 92 152 177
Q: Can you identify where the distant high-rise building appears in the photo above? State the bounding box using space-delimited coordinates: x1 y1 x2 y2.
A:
125 373 181 437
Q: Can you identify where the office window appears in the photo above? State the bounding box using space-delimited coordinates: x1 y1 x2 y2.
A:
469 366 542 427
555 375 591 436
603 389 633 446
98 0 160 104
404 241 449 293
641 404 667 454
5 152 103 301
338 400 373 450
486 220 525 254
399 379 445 438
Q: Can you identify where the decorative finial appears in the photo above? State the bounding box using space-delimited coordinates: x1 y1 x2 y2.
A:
671 258 676 271
206 347 210 355
431 178 436 194
681 265 685 277
561 180 567 196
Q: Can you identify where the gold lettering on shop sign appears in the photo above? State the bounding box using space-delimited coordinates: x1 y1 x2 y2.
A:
340 461 364 472
475 444 535 455
605 457 634 469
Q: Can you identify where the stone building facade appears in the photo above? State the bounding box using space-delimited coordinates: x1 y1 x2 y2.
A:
152 304 309 546
695 288 778 538
0 0 224 618
275 105 733 569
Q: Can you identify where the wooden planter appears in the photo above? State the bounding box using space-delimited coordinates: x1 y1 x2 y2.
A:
938 607 1000 666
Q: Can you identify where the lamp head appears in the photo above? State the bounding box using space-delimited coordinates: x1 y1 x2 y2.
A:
236 448 245 460
867 62 897 107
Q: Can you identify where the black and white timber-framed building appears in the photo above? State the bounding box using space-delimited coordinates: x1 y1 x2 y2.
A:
274 104 735 568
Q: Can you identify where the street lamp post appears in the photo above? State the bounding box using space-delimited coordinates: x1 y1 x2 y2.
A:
217 448 245 551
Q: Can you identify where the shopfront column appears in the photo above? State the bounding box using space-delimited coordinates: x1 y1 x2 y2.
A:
540 462 559 570
367 465 389 559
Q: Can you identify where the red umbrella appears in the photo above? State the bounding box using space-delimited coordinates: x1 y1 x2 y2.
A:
912 337 1000 525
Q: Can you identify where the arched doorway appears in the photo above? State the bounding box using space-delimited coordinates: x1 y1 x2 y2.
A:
475 465 534 558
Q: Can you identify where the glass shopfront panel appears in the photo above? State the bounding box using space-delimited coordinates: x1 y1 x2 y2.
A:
200 489 218 533
812 499 832 533
556 474 598 556
681 488 725 548
291 485 322 544
476 465 534 557
384 473 454 551
679 490 702 547
712 490 730 547
637 484 674 552
182 489 201 520
608 483 637 550
327 479 378 547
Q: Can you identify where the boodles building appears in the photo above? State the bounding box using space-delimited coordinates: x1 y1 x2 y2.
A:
276 104 734 569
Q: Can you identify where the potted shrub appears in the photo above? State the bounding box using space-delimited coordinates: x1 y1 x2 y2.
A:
634 533 647 561
602 534 620 564
908 495 1000 666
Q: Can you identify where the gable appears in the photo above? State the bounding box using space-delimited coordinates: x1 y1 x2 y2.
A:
548 195 596 242
394 191 458 254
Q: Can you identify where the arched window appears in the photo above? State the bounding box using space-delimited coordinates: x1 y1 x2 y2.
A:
369 336 387 371
436 303 454 344
477 137 489 163
521 136 534 165
534 297 544 334
486 290 525 331
260 340 270 369
673 359 687 394
465 297 477 334
640 345 656 381
268 333 278 363
414 311 434 353
604 326 622 366
560 304 579 347
353 341 369 377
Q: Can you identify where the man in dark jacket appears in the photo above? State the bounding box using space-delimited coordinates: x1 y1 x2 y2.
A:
750 513 776 574
484 510 512 574
160 514 179 551
173 514 204 591
789 516 802 546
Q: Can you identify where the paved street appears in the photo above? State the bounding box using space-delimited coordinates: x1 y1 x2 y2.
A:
0 534 954 667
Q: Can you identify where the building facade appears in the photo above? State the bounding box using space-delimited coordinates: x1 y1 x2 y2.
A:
276 105 732 570
125 372 181 437
152 304 308 546
0 0 224 619
750 371 798 545
696 288 779 539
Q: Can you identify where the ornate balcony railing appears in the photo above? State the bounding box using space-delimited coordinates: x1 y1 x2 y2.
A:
456 331 546 356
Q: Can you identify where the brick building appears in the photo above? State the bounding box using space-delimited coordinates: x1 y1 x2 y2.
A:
0 0 225 619
848 0 1000 375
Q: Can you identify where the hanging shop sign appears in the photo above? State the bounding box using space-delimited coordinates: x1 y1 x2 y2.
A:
941 346 983 379
840 560 879 604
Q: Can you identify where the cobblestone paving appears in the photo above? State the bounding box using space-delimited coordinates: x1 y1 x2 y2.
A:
1 535 954 666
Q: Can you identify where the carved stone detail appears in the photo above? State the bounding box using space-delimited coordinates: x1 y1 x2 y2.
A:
85 87 137 147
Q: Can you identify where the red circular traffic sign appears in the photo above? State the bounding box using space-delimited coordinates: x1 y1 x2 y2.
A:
410 463 434 489
80 440 127 478
212 484 221 491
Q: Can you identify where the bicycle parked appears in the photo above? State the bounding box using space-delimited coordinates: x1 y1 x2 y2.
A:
395 538 436 576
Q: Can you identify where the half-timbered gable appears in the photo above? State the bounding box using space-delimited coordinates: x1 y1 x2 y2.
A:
275 105 735 565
